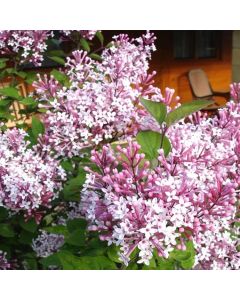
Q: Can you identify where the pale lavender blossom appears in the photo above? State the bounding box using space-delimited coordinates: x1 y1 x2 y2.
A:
0 128 66 219
0 30 53 66
33 32 168 158
32 230 65 258
81 99 240 268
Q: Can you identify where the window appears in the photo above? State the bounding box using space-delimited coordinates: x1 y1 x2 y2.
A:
174 30 221 59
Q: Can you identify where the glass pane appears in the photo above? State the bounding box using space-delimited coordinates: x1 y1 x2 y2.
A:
174 31 194 59
196 31 218 58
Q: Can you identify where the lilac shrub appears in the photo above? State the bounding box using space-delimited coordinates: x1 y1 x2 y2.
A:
0 128 66 219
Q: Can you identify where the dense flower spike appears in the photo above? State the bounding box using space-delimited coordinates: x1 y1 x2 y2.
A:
0 128 66 218
0 30 53 66
33 32 174 158
81 99 240 268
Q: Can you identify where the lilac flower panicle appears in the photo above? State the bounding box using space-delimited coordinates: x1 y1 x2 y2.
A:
81 99 240 268
0 30 53 66
0 128 66 218
32 230 65 258
33 32 176 158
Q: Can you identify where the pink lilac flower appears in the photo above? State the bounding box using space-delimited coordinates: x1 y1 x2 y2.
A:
33 32 178 158
81 99 240 268
0 128 66 219
0 30 53 66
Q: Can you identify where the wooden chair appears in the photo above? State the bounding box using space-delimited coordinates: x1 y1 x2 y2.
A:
188 69 229 110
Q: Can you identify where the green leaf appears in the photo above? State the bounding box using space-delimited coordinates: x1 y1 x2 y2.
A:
48 56 65 65
80 38 90 52
140 98 167 125
65 229 85 247
107 245 121 263
156 257 175 270
62 170 86 201
19 217 38 233
56 251 117 270
60 160 74 172
40 253 61 269
0 99 12 107
43 225 68 236
0 58 9 63
180 256 195 270
48 49 66 57
25 72 37 84
0 61 6 69
142 257 157 270
170 249 192 262
89 53 102 61
15 71 27 79
0 87 20 99
171 241 196 269
19 230 37 245
56 251 92 270
0 207 8 221
24 257 38 270
67 218 87 232
38 108 47 113
0 223 15 237
50 69 69 86
166 100 214 127
126 262 139 270
19 97 37 107
0 112 14 120
0 58 8 69
96 31 104 45
106 42 113 48
95 256 117 270
31 116 45 139
136 130 171 159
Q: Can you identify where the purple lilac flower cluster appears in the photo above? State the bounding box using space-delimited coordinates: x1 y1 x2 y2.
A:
33 32 178 158
0 128 66 219
0 30 53 66
80 99 240 269
32 230 65 258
